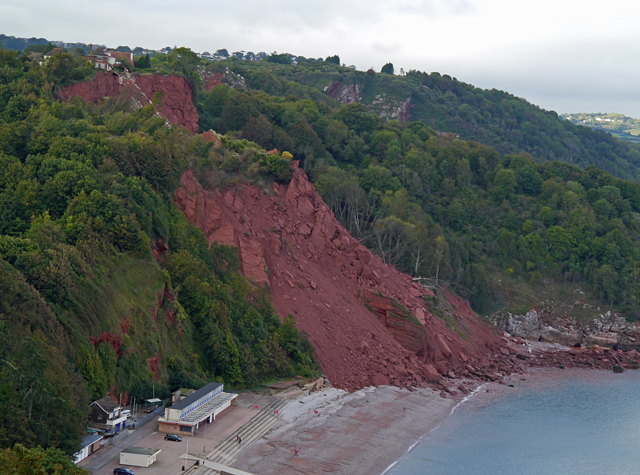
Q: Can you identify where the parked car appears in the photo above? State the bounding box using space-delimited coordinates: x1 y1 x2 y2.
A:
103 430 115 437
113 468 135 475
164 433 182 442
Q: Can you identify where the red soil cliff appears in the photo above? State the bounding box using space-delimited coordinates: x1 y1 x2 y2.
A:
58 71 199 133
174 163 506 390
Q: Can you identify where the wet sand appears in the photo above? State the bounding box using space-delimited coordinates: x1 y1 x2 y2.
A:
232 385 462 475
233 364 639 475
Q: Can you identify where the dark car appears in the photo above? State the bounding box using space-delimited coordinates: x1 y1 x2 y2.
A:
164 433 182 442
113 468 135 475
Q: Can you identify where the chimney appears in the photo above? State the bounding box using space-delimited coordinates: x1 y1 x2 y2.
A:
89 43 93 54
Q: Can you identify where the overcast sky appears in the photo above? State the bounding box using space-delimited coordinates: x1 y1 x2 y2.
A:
3 0 640 117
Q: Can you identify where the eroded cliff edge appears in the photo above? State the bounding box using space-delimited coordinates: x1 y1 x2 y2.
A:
58 71 199 133
174 162 507 390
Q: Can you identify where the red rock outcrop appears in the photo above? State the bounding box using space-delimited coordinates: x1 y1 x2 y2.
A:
58 71 199 133
203 72 227 91
89 331 123 358
174 163 505 390
358 290 427 354
199 67 246 92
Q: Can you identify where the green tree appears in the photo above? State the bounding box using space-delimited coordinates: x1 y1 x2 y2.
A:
265 53 291 64
135 54 151 69
491 168 517 202
381 62 394 75
374 216 415 265
325 55 340 65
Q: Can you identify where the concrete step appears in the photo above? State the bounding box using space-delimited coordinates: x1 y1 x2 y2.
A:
207 398 291 465
209 414 277 463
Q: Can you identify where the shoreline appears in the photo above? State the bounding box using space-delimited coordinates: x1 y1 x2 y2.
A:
232 361 639 475
232 382 477 475
379 380 490 475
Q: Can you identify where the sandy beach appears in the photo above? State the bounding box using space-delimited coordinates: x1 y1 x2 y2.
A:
232 338 640 475
232 384 470 475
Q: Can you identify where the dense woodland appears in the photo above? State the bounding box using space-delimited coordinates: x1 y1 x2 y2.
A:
178 54 640 318
4 42 640 462
0 47 317 459
215 59 640 182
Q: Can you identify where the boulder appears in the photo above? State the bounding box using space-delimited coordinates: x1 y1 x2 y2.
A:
371 372 389 386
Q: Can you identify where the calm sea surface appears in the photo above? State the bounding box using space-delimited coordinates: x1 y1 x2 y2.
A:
385 369 640 475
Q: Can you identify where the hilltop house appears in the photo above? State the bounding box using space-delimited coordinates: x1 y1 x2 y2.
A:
43 47 65 59
87 45 134 71
89 396 127 433
159 382 237 436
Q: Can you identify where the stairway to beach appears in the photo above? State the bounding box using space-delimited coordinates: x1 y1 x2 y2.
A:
205 398 290 465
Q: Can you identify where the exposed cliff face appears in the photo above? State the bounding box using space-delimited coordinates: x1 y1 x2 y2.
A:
371 93 412 122
358 290 426 354
199 66 247 92
325 81 361 103
174 163 506 390
492 308 640 351
58 71 199 133
324 81 411 121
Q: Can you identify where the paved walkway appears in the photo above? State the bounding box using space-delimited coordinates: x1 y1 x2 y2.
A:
81 398 260 475
80 406 165 473
79 392 293 475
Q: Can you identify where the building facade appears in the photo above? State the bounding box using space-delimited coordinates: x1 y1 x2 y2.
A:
89 397 127 432
74 434 103 464
159 382 237 436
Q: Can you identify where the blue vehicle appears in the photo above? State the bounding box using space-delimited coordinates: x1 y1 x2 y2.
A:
113 468 135 475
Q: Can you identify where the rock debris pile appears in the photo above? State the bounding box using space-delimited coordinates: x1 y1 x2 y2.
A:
175 162 506 390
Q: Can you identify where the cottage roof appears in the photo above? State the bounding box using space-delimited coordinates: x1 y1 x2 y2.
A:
89 47 108 56
93 396 120 412
44 48 65 57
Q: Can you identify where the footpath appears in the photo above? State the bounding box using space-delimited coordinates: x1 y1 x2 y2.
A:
79 406 164 474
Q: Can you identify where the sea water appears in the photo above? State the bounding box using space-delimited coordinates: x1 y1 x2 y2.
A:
385 369 640 475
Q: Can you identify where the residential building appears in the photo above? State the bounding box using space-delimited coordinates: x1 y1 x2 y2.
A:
43 47 65 59
87 47 116 71
109 51 134 64
89 396 127 433
85 45 133 71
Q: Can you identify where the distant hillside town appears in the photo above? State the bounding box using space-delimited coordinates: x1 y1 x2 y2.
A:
0 33 331 65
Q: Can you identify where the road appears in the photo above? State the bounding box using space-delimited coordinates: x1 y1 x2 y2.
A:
80 407 165 474
80 396 260 475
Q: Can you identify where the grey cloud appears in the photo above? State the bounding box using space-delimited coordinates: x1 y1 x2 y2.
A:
371 42 402 55
397 0 477 17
